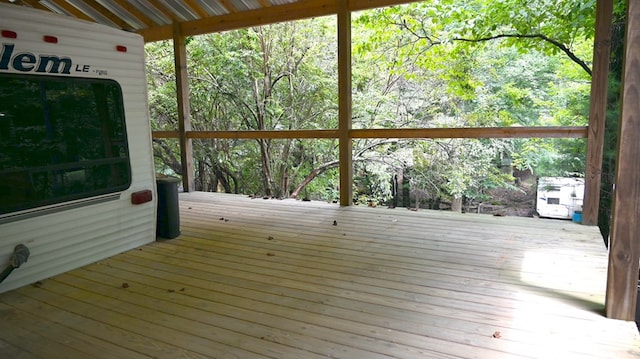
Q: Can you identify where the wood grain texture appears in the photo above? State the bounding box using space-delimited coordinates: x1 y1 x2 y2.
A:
139 0 337 42
583 0 614 226
338 5 353 206
1 192 638 358
173 23 196 192
137 0 427 42
152 126 588 140
605 0 640 321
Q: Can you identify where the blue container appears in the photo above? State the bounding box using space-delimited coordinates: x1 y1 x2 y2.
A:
572 211 582 223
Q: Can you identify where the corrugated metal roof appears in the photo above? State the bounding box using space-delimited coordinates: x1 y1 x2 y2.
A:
3 0 421 41
196 1 228 16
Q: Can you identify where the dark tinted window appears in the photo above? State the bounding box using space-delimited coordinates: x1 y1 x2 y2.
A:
547 198 561 205
0 74 131 214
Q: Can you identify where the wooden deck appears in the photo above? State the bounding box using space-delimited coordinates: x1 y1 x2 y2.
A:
1 191 639 358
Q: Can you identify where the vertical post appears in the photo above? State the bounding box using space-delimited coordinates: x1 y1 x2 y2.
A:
605 0 640 321
396 168 404 208
583 0 614 226
337 1 352 206
173 22 195 192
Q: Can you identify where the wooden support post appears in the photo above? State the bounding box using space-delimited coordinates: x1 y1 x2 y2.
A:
338 2 352 206
173 22 195 192
583 0 614 226
605 0 640 321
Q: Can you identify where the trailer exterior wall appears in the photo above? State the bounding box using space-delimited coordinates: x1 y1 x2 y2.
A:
0 4 157 293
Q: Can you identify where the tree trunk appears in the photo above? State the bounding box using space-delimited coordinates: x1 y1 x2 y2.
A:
396 168 404 208
291 160 340 198
152 139 182 175
451 196 463 213
257 138 273 196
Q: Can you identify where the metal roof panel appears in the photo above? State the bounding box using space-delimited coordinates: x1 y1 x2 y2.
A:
130 0 173 25
195 0 228 16
159 0 197 21
96 0 145 29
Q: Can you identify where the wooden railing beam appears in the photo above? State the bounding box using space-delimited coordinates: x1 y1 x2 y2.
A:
152 126 589 140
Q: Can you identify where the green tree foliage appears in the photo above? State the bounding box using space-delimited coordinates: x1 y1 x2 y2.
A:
410 138 512 206
146 0 601 211
147 19 340 197
351 1 594 208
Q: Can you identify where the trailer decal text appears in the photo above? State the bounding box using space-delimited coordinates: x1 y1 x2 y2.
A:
1 43 82 75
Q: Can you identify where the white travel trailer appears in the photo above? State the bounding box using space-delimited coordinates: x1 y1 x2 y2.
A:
536 177 585 220
0 4 157 293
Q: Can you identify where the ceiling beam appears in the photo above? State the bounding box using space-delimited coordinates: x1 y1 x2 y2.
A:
349 0 422 12
139 0 423 42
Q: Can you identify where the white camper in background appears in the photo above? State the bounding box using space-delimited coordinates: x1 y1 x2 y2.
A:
0 4 157 293
536 177 584 220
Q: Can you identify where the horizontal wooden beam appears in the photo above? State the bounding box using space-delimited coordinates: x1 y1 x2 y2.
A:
152 126 588 140
189 130 340 139
152 130 339 139
139 0 425 42
140 0 337 42
349 0 424 12
350 126 589 139
152 131 180 138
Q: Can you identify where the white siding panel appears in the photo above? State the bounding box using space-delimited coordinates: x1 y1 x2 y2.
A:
0 3 157 293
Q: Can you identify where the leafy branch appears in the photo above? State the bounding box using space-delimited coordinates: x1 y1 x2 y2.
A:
396 20 592 77
454 34 592 76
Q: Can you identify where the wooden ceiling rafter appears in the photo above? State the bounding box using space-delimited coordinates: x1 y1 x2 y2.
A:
182 0 212 18
111 0 158 28
256 0 272 8
139 0 336 42
49 0 95 22
150 1 183 23
138 0 425 42
216 0 239 13
82 0 134 30
17 0 49 11
3 0 424 41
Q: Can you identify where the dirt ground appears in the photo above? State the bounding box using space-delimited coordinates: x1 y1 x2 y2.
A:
473 185 537 217
470 172 539 217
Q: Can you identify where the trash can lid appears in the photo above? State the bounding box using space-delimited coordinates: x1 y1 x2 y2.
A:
156 175 181 183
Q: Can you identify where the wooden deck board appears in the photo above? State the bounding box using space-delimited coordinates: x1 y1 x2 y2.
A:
1 192 639 358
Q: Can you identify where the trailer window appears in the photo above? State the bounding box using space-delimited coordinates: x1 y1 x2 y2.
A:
0 74 131 215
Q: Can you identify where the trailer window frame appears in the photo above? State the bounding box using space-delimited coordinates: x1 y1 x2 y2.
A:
0 73 131 215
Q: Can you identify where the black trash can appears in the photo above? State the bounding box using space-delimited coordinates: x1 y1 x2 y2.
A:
156 176 181 239
636 280 640 330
